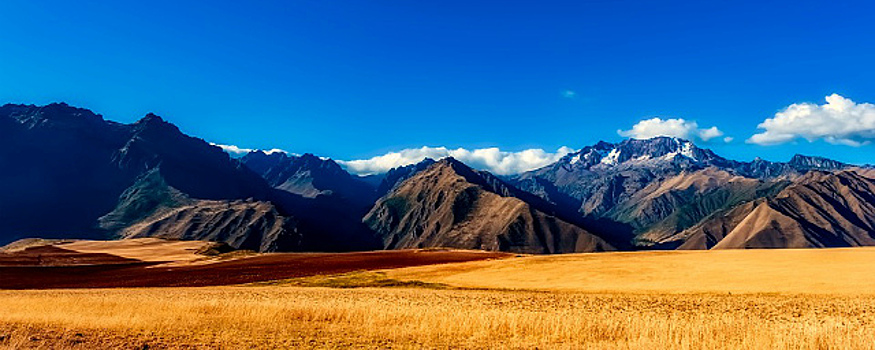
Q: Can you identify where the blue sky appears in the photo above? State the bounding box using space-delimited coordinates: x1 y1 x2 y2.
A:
2 0 875 173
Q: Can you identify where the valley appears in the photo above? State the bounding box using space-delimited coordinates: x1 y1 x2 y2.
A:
1 243 875 349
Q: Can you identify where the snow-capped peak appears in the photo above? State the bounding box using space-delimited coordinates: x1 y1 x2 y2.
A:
559 136 720 170
658 138 698 162
599 148 621 165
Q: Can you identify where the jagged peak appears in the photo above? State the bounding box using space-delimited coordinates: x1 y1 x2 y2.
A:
433 157 491 178
383 158 437 175
788 154 846 170
39 102 91 113
558 136 717 170
592 140 615 150
135 113 171 125
240 149 294 164
129 113 184 139
298 152 321 161
620 135 692 144
425 157 483 180
246 151 352 178
297 153 343 168
42 102 73 109
245 149 289 158
436 156 465 166
2 102 105 127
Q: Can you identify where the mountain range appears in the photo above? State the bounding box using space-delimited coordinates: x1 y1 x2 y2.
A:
2 103 873 253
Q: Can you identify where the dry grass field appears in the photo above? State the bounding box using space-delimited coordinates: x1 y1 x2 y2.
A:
387 247 875 294
1 287 875 349
2 247 875 349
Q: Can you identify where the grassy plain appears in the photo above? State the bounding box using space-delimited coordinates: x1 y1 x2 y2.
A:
2 287 875 349
2 248 875 349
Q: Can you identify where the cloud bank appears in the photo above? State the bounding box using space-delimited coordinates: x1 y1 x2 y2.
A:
748 94 875 146
337 146 576 176
210 143 288 156
618 117 727 142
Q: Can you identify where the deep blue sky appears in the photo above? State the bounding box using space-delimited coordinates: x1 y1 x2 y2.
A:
2 0 874 166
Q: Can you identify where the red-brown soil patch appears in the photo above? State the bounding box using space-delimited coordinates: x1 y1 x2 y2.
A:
0 249 511 289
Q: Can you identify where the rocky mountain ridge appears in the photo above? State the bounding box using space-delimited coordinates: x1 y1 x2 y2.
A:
508 136 854 248
3 102 873 253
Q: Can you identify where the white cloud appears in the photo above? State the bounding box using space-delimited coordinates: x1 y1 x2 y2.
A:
338 146 576 176
562 90 577 98
747 94 875 146
618 117 728 142
210 143 288 156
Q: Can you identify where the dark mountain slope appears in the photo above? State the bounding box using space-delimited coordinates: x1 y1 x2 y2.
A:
121 199 298 252
0 103 378 251
363 158 615 253
240 151 375 205
238 151 382 251
0 103 142 243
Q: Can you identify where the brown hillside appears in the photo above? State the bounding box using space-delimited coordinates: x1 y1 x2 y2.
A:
678 170 875 249
364 158 614 253
122 200 296 252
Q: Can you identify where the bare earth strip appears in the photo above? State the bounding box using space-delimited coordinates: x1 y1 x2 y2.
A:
59 238 217 264
0 241 511 289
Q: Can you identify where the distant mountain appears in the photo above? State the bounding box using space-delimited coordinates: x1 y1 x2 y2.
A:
787 154 848 172
238 150 382 251
357 173 387 188
363 158 615 253
512 138 736 226
510 137 853 248
240 151 376 207
376 158 437 196
731 154 848 179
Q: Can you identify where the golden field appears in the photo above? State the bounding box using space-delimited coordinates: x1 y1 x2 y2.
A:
2 248 875 349
2 287 875 349
387 247 875 294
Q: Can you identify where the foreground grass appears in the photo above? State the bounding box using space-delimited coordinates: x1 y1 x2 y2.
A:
1 287 874 349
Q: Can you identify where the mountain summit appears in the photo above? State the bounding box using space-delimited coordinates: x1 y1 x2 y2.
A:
557 137 729 170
